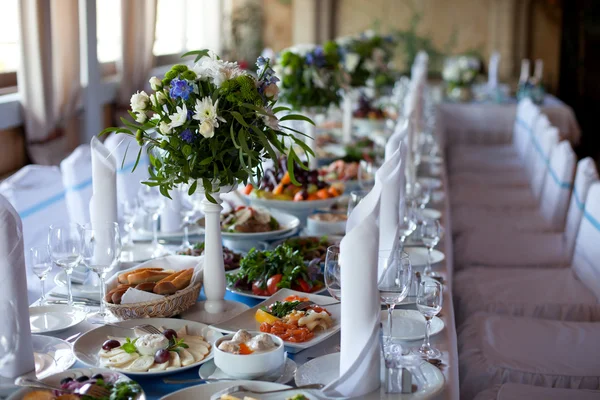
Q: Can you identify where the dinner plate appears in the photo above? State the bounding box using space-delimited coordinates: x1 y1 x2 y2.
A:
381 310 444 341
199 357 297 384
211 288 341 354
295 352 445 399
73 318 222 376
405 247 445 267
8 368 145 400
420 208 442 220
197 209 301 241
418 177 442 190
29 305 87 334
225 272 328 300
160 380 316 400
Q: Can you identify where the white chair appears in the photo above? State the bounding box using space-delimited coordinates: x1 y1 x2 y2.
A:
450 119 559 210
452 141 576 234
454 179 600 323
459 314 600 400
474 383 600 400
60 144 92 225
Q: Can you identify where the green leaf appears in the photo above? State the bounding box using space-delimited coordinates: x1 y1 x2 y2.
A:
230 125 241 149
286 153 301 186
279 114 315 125
131 147 143 173
121 338 138 354
159 184 172 200
188 180 198 195
99 127 132 137
230 111 249 128
293 137 316 158
240 103 267 114
182 145 192 157
181 49 210 62
199 157 212 165
272 106 292 113
121 142 131 170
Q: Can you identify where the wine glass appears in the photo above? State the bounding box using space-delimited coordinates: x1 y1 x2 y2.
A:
347 190 369 217
421 219 443 277
358 160 376 191
0 300 19 368
82 222 121 322
378 250 412 345
416 280 443 359
412 182 431 210
30 246 53 306
324 245 341 300
121 198 138 248
178 184 202 251
138 185 165 257
398 202 417 251
48 223 83 306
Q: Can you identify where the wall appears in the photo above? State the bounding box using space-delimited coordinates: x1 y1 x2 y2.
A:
262 0 294 51
0 127 27 179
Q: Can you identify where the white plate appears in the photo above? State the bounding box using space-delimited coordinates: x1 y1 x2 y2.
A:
381 310 444 341
120 242 172 263
418 177 442 190
160 380 316 400
242 193 340 225
421 208 442 220
199 357 297 384
29 305 87 334
295 352 445 399
225 273 327 300
405 247 445 267
73 318 222 377
54 271 101 301
8 368 145 400
211 288 341 354
131 226 203 242
198 209 301 241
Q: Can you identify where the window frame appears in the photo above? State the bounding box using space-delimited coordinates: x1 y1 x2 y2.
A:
0 71 17 95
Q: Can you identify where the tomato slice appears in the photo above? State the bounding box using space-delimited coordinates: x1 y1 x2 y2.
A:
295 278 311 293
267 274 283 295
252 281 269 296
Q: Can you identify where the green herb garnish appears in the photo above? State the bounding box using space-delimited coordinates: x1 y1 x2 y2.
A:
261 300 301 318
121 338 138 354
168 338 189 352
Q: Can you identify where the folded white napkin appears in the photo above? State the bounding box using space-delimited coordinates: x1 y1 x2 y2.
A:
379 143 405 260
323 174 383 397
106 255 204 304
0 195 35 378
488 51 500 89
385 119 408 161
519 59 530 84
534 59 544 82
160 188 182 233
60 144 93 225
90 137 118 226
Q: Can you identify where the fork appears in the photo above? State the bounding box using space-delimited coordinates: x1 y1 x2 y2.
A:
209 384 324 400
77 383 112 398
293 300 340 311
93 322 162 335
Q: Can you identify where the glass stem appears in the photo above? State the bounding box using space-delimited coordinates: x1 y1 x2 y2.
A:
423 317 431 351
425 247 432 276
98 272 106 316
182 216 190 248
40 277 46 305
66 269 73 306
387 304 394 343
152 214 159 248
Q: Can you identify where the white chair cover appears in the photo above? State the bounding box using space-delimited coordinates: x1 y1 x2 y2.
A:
529 125 560 201
459 313 600 400
60 144 92 225
474 383 600 400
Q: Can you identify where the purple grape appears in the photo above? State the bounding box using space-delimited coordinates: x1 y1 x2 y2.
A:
102 339 121 351
163 329 178 341
154 349 170 364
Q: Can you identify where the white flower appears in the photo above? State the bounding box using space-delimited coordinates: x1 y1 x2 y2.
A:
159 121 171 135
150 91 167 107
284 66 293 76
212 60 245 87
261 107 280 131
135 111 147 123
130 91 149 112
199 119 215 138
461 69 475 83
363 60 377 73
193 97 223 123
168 104 188 129
149 76 162 91
263 83 279 99
345 52 360 72
192 52 245 87
363 29 375 39
442 62 460 82
192 56 221 81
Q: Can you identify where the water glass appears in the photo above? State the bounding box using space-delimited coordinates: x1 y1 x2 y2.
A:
30 246 52 306
48 223 83 306
178 184 202 251
358 160 376 191
82 222 121 322
324 245 341 300
412 182 431 210
421 219 443 276
138 185 165 256
398 202 417 250
416 280 443 359
347 190 369 217
378 250 412 345
121 198 138 247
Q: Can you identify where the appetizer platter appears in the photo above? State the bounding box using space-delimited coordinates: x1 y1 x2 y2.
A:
161 381 314 400
270 236 342 264
212 289 340 353
10 368 145 400
73 318 221 377
197 207 300 241
226 244 325 299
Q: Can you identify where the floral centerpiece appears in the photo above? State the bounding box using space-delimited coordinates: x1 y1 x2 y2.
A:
102 49 313 202
442 55 481 101
275 42 347 111
337 31 397 91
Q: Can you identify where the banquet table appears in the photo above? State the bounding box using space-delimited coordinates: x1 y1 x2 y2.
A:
436 94 580 146
24 155 459 400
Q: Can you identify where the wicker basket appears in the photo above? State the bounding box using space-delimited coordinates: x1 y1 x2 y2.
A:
105 282 202 320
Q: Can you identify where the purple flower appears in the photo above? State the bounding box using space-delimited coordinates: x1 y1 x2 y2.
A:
187 108 194 120
169 78 193 101
306 47 326 68
256 56 267 68
180 128 194 143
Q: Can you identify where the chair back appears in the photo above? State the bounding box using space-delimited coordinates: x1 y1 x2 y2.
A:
514 98 540 160
529 123 559 200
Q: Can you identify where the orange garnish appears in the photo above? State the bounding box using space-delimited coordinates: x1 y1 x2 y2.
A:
238 342 253 355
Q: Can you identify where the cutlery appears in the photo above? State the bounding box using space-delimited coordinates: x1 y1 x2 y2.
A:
48 293 100 303
47 299 100 307
209 384 324 400
91 322 162 335
293 300 340 311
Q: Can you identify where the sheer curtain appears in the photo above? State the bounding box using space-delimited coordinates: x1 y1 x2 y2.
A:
18 0 80 165
117 0 157 110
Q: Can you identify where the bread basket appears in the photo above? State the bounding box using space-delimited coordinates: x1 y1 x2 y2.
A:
105 281 202 320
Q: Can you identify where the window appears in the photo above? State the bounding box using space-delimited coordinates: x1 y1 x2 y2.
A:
96 0 121 76
154 0 222 63
0 0 19 92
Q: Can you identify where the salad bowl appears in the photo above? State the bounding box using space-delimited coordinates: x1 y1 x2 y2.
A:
242 194 339 226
